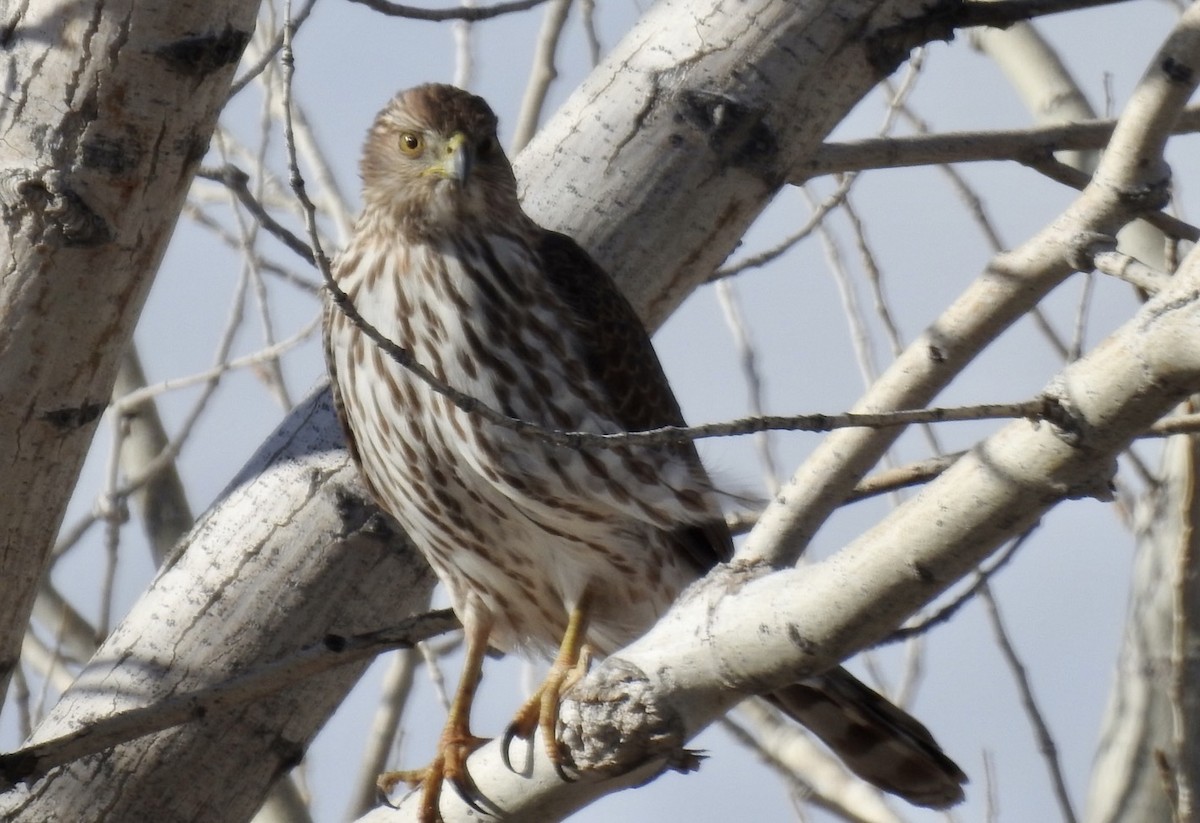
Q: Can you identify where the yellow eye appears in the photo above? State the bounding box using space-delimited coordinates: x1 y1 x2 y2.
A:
398 131 424 157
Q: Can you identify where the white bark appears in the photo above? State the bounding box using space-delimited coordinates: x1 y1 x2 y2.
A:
971 18 1193 823
5 0 1182 821
1085 433 1185 823
515 0 956 329
0 388 438 822
366 4 1200 818
0 0 260 697
736 2 1199 569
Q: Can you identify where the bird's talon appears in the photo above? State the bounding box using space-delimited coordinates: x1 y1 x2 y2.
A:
447 772 491 816
376 767 424 800
552 750 576 783
500 722 528 773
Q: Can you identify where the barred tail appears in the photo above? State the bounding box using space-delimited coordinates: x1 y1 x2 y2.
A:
768 667 967 809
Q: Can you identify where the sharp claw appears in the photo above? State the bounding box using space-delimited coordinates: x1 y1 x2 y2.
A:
376 788 399 810
501 724 520 772
447 771 491 816
552 754 575 783
376 769 421 808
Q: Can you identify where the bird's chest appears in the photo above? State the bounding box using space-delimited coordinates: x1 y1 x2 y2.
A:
380 239 595 422
328 236 701 654
331 240 618 549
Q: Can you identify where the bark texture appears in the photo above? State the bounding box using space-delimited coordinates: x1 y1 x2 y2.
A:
1 389 437 823
0 0 260 697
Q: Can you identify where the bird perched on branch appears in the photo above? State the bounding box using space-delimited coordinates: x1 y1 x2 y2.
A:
324 83 966 821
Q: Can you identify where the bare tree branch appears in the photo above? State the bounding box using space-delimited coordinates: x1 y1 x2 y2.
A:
800 106 1200 178
981 585 1078 823
0 0 258 703
737 3 1200 568
346 0 549 21
0 611 457 789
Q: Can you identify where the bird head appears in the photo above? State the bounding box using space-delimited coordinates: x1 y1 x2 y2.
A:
360 84 524 239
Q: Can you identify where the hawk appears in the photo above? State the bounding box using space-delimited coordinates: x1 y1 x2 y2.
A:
324 83 966 820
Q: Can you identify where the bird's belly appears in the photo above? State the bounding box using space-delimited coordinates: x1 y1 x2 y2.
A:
381 451 689 657
342 360 694 657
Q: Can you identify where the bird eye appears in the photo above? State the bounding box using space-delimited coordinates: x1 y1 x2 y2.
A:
477 136 497 158
398 132 425 157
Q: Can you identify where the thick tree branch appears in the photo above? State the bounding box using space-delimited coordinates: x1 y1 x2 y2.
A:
0 610 458 789
556 233 1200 803
13 0 1179 821
9 0 976 819
0 0 258 702
0 389 438 822
737 3 1200 568
371 235 1200 820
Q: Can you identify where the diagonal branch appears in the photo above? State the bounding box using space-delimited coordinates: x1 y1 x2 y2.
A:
371 231 1200 821
740 2 1200 568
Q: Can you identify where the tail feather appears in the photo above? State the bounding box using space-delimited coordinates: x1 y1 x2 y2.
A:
768 667 967 809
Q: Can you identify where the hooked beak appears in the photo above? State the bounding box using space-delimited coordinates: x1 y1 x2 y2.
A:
428 132 472 185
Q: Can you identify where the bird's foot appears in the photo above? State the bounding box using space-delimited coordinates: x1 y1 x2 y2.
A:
502 645 592 780
377 730 491 822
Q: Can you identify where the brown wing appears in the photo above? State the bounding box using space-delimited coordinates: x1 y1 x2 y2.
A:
538 232 967 807
535 229 734 571
323 296 376 495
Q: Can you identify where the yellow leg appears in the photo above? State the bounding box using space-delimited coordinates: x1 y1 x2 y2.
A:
378 615 493 822
503 592 593 779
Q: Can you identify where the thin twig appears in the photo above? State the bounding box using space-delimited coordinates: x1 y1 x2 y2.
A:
1068 271 1094 362
452 0 476 88
276 88 358 241
217 130 295 410
0 611 460 789
811 186 880 389
198 164 315 264
711 175 856 281
798 105 1200 179
96 411 126 640
348 650 421 817
984 749 999 823
881 529 1031 645
715 280 780 494
727 452 965 535
884 92 1082 366
229 0 318 97
980 583 1078 823
183 202 320 293
720 707 897 823
346 0 549 21
111 319 319 414
1093 247 1172 294
1149 414 1200 437
1020 155 1200 241
578 0 601 65
511 0 573 152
